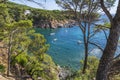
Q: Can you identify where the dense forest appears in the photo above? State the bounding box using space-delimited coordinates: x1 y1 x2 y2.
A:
0 0 120 80
6 2 75 28
0 1 61 80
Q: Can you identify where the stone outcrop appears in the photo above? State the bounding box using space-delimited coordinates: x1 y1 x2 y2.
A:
57 65 72 80
34 20 76 28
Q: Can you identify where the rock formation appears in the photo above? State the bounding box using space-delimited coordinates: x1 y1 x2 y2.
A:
34 20 76 28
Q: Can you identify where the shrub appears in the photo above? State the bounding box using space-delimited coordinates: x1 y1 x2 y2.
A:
67 56 99 80
0 64 5 73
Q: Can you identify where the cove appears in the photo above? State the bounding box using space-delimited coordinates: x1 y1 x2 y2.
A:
35 26 107 70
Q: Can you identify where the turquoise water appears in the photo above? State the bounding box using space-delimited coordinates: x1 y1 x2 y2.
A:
35 26 108 70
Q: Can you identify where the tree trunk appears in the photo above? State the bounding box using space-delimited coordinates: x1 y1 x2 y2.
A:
82 22 90 74
96 0 120 80
96 21 120 80
7 34 12 76
82 26 89 73
7 47 10 76
82 43 88 74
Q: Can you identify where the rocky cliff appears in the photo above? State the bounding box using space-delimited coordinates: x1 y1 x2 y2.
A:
34 20 76 28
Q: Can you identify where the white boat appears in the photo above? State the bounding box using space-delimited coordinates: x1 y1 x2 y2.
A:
65 30 68 32
50 33 55 36
77 40 82 44
53 38 57 41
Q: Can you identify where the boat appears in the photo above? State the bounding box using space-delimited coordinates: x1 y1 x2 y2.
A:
53 38 57 41
50 33 55 36
77 40 82 44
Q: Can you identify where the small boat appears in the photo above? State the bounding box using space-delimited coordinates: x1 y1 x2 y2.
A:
53 38 57 41
50 33 55 36
65 30 68 32
77 40 82 44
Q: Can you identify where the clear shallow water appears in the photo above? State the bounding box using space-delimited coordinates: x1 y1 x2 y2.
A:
35 26 108 70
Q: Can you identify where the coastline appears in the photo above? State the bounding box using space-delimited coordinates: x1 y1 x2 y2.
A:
34 19 76 28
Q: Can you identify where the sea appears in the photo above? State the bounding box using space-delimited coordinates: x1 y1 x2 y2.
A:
35 25 109 70
34 14 113 70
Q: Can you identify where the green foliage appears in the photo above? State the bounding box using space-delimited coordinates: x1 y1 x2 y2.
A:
0 3 10 27
15 28 55 79
103 22 111 28
110 74 120 80
28 33 49 60
0 10 58 79
6 1 73 27
26 54 59 80
11 29 57 80
0 5 58 78
0 64 5 73
7 2 30 21
56 0 100 20
11 52 28 67
24 33 58 80
95 22 111 31
68 56 99 80
104 0 116 7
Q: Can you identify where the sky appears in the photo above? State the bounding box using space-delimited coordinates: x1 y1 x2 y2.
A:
9 0 61 10
9 0 118 14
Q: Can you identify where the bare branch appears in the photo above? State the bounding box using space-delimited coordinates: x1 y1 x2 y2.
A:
17 0 45 7
78 22 85 33
89 28 100 38
114 0 120 20
89 41 103 52
102 29 108 40
100 0 113 23
88 48 95 54
27 0 43 6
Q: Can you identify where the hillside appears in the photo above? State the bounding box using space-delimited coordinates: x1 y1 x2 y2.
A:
7 2 75 28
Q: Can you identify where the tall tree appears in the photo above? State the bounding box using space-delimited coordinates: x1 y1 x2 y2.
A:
56 0 102 73
96 0 120 80
1 20 32 76
0 3 11 76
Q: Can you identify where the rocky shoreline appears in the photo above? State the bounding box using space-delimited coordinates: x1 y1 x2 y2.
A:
34 20 76 28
